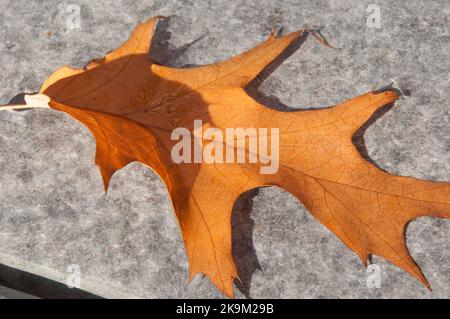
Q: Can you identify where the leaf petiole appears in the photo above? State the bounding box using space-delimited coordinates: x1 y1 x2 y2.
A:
0 94 50 111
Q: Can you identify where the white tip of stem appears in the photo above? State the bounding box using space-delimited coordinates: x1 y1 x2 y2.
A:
24 94 51 108
0 93 51 111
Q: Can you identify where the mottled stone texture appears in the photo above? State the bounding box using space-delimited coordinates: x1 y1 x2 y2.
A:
0 0 448 298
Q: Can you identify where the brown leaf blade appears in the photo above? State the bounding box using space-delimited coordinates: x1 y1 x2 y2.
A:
36 17 449 297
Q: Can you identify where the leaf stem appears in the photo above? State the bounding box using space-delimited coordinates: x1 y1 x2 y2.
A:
0 104 50 111
0 94 51 111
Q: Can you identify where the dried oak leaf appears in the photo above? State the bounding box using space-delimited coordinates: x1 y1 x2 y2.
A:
35 17 449 297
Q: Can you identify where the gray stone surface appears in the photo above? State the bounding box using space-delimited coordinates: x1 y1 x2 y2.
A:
0 0 449 298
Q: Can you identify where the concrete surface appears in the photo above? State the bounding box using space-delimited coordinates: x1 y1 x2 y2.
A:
0 0 449 298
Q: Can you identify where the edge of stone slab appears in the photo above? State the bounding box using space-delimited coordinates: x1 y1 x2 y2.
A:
0 252 140 299
0 284 38 299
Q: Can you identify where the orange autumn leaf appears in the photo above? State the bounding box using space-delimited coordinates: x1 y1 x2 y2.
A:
15 17 450 297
